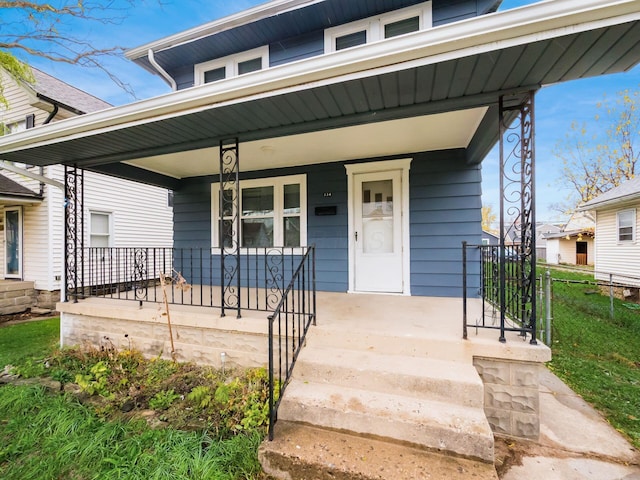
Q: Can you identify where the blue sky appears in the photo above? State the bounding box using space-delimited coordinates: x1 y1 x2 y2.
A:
19 0 640 223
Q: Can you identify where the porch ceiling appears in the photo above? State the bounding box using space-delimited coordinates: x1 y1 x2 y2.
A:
0 0 638 189
123 108 487 178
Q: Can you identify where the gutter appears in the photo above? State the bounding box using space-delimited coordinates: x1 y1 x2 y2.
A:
147 49 177 91
36 93 85 117
1 0 639 153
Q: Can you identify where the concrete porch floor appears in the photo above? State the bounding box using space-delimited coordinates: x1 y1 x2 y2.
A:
313 292 550 364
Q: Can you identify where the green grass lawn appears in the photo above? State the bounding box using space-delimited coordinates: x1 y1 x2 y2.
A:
546 267 640 448
0 318 59 368
0 318 265 479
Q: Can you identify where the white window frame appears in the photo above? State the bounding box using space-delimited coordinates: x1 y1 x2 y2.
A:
617 209 636 243
89 211 113 248
195 46 269 86
211 174 307 251
324 1 432 53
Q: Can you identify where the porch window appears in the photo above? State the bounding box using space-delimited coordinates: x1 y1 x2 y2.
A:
617 209 635 242
324 1 432 53
212 174 306 249
90 212 112 247
195 46 269 86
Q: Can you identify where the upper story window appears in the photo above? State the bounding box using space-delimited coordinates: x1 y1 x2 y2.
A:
195 46 269 86
325 2 432 53
617 209 636 242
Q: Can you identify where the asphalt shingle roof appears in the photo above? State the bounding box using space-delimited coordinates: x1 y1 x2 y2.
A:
581 176 640 210
30 68 111 114
0 173 40 198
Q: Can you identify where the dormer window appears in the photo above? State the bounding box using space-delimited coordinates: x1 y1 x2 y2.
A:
195 46 268 86
325 1 432 53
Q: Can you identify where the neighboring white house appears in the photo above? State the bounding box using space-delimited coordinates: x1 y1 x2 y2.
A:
580 176 640 286
544 211 595 266
0 67 173 312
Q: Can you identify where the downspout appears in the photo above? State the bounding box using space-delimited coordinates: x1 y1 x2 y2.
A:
39 103 59 196
148 49 177 91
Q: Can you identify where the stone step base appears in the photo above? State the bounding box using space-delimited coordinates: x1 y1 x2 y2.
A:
259 421 499 480
278 379 494 462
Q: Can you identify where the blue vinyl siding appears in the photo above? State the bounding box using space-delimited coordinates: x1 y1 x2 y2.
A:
409 149 482 297
171 0 496 91
270 30 325 67
172 148 482 298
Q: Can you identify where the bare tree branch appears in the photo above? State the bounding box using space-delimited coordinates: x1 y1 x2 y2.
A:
553 89 640 210
0 0 154 102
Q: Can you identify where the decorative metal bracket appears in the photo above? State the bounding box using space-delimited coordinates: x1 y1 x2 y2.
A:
64 165 84 302
499 92 537 345
220 138 241 318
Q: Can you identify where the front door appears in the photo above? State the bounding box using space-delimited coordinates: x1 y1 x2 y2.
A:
354 170 403 293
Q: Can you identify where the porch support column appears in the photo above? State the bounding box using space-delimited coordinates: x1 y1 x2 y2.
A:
220 138 241 318
64 165 84 303
498 92 537 345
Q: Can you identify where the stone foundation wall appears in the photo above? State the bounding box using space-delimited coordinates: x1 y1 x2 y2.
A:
59 301 269 369
473 357 540 440
36 290 60 310
0 282 37 315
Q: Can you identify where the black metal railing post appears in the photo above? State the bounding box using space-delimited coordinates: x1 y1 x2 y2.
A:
220 138 241 318
497 90 537 344
64 165 84 302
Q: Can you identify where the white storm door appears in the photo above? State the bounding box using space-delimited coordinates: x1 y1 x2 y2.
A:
354 170 403 293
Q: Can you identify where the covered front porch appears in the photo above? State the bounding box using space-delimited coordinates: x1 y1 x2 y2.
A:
0 0 638 466
58 289 549 456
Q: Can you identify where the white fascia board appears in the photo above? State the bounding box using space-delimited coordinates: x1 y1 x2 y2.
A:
1 0 639 156
126 0 324 59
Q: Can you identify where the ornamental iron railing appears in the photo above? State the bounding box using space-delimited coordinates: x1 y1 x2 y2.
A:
267 245 316 440
463 243 537 341
81 246 313 313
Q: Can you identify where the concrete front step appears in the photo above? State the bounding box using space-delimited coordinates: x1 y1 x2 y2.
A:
278 379 495 462
307 325 470 362
295 346 485 408
260 421 499 480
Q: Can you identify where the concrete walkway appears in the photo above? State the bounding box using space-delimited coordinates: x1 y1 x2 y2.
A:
498 368 640 480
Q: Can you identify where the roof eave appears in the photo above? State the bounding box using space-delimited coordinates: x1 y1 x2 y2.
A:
579 192 640 211
3 0 638 157
125 0 322 60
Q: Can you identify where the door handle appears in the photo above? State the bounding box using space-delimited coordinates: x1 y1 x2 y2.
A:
355 231 358 241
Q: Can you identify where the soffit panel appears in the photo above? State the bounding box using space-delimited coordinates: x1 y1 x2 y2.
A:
125 109 488 178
